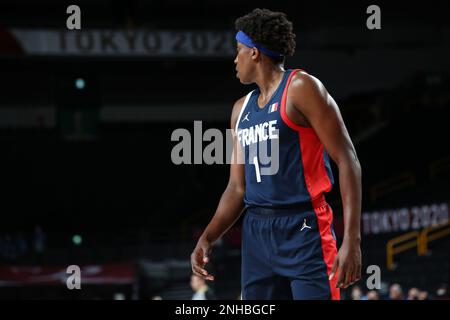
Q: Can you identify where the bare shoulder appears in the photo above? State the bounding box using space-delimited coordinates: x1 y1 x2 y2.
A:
289 70 327 97
230 94 248 129
287 70 332 119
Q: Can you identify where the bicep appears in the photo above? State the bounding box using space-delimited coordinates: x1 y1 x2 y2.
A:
229 146 245 191
292 75 358 165
228 98 246 190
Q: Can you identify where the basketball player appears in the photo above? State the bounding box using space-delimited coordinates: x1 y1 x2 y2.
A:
191 8 362 300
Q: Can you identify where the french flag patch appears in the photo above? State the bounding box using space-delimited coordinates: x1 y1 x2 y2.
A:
268 102 279 113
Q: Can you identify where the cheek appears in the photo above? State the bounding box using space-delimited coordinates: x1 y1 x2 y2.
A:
237 52 247 64
237 56 248 70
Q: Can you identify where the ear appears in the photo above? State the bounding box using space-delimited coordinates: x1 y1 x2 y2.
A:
251 47 261 61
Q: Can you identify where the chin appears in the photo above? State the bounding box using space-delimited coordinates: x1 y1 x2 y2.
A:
237 75 249 84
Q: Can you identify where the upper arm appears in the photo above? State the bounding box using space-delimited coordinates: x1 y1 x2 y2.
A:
288 72 359 165
230 95 246 132
228 96 246 191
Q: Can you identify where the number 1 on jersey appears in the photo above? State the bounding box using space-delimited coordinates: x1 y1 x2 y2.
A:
253 156 261 183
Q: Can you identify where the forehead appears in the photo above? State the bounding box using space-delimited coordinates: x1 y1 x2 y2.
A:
236 41 249 49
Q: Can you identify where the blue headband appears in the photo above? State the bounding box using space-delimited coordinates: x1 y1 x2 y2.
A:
236 30 284 60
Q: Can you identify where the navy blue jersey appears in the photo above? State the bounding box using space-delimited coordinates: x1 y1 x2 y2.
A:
236 69 334 208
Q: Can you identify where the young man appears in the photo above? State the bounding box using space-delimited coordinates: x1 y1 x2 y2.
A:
191 8 362 300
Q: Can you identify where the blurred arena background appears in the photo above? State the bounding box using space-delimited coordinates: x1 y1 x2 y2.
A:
0 0 449 300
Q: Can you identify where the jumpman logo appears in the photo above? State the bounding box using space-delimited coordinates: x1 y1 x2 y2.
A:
301 219 311 231
242 112 250 122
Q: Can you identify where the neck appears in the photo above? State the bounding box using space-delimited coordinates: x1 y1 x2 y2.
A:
254 62 285 100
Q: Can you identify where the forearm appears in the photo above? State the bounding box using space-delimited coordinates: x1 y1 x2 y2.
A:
201 184 245 245
337 154 362 243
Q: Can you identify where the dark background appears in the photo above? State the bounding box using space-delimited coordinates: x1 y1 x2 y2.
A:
0 0 449 300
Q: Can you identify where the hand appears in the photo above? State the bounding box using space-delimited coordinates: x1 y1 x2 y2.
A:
329 238 361 288
190 237 215 281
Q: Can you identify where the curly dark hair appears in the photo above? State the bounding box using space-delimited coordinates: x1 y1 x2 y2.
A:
235 8 296 58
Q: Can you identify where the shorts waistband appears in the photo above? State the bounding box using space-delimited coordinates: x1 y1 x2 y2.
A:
246 197 328 218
